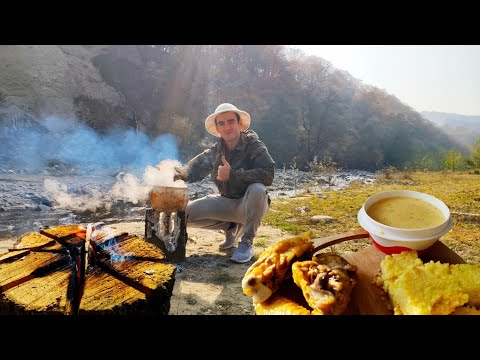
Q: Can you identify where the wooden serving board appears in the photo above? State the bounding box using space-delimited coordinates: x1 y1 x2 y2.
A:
311 228 466 315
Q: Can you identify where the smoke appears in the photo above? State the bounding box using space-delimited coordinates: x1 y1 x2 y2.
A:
5 115 193 211
109 172 149 204
144 159 185 187
0 114 193 212
44 178 107 212
0 115 180 174
44 159 188 211
108 159 186 204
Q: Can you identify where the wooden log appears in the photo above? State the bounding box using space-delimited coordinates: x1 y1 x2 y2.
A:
95 235 170 263
94 229 129 246
145 209 187 263
0 250 31 265
0 224 176 315
79 267 149 315
11 232 56 250
7 231 67 256
145 209 160 241
0 263 77 315
0 251 72 293
90 234 176 315
41 224 85 240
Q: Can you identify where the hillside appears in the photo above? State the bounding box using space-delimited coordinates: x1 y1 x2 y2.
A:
0 45 129 129
0 45 466 173
422 111 480 146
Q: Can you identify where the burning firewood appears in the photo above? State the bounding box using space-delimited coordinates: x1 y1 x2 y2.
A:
0 224 176 315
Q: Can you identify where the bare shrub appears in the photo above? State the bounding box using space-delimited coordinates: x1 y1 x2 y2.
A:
382 165 397 179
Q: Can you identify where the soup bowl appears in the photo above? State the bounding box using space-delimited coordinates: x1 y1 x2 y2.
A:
357 190 453 255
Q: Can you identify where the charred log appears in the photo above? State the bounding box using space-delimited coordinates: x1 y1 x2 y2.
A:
145 209 188 263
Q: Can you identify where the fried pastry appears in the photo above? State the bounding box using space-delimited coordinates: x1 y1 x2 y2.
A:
242 231 314 304
254 293 313 315
292 253 357 315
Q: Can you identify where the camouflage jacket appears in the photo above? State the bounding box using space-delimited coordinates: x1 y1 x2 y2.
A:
183 130 275 199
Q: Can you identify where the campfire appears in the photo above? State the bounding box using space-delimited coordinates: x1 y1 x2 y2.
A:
0 222 176 315
0 161 191 315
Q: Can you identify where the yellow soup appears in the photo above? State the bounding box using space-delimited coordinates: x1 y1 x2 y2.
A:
366 196 445 229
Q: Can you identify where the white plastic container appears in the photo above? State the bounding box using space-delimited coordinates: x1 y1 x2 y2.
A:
357 190 454 255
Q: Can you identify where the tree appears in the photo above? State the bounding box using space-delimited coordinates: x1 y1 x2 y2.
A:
465 136 480 170
442 149 465 171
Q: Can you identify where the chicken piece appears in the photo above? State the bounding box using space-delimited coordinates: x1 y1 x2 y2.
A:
242 231 314 304
313 253 358 274
292 253 357 315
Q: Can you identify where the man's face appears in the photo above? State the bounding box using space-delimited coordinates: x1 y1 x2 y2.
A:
215 111 241 142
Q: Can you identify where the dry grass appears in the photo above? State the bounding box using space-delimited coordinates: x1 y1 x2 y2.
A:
264 171 480 264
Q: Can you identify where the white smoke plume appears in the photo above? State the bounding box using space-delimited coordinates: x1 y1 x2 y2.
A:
44 159 188 211
144 159 186 187
44 178 107 212
109 172 150 204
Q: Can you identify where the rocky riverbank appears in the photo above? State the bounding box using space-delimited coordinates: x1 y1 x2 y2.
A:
0 169 377 242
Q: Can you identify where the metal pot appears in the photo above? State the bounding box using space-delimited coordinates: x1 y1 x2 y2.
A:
149 185 189 212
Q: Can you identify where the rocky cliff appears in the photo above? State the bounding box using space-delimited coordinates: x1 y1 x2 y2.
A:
0 45 128 129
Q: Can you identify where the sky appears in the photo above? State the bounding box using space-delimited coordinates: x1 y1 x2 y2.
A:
286 45 480 116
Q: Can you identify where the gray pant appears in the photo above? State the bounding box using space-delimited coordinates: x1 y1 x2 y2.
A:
185 183 270 241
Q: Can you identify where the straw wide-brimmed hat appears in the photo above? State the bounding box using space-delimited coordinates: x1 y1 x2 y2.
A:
204 103 251 137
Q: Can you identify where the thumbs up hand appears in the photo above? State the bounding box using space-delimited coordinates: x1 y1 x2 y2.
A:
216 155 231 181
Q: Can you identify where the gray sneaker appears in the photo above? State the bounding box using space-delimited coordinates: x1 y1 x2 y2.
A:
219 224 239 250
231 238 254 263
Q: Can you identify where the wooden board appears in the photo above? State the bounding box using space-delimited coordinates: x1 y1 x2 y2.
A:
313 231 466 315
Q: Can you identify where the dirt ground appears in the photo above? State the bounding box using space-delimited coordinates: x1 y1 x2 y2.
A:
0 221 290 315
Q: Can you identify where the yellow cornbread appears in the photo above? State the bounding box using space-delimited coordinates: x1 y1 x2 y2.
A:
380 251 480 315
386 261 468 314
380 250 422 290
450 264 480 307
